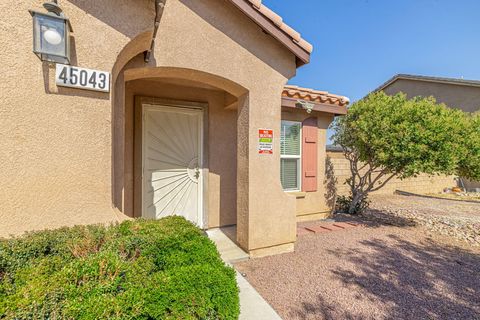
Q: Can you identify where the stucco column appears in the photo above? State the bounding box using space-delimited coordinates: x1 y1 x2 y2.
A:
236 89 297 257
236 94 250 250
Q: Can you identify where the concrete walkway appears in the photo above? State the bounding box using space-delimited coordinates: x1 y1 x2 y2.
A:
206 228 282 320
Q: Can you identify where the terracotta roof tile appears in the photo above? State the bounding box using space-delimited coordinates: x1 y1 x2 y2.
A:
280 23 301 42
283 85 350 107
246 0 313 53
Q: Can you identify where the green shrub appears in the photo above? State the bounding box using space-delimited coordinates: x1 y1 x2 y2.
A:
332 92 470 213
0 217 239 319
335 195 370 215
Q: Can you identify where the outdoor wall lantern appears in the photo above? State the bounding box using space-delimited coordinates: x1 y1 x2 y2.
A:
297 100 315 114
29 1 72 64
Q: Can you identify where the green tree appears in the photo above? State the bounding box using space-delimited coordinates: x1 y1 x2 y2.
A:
332 92 468 214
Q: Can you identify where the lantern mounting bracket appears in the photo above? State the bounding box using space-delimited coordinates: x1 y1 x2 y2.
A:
43 1 63 16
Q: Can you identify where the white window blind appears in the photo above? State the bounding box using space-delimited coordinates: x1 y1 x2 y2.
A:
280 121 301 191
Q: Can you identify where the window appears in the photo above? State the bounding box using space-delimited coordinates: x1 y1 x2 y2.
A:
280 120 301 191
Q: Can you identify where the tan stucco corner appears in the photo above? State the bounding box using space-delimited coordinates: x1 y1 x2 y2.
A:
112 207 133 222
248 242 295 258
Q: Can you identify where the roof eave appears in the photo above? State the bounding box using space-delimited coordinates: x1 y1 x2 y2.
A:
375 74 480 93
228 0 311 67
281 97 348 116
373 75 401 93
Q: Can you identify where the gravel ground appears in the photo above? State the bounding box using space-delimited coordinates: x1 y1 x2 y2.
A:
369 194 480 220
235 219 480 320
366 194 480 246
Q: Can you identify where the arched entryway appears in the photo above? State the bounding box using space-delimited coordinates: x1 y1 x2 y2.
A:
108 8 300 256
112 49 248 230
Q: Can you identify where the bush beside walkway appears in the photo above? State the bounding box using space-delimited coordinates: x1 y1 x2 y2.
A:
0 217 239 319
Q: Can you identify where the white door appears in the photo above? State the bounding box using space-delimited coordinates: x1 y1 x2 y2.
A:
142 105 203 226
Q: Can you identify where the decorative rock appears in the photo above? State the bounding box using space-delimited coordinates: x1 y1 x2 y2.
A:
362 203 480 247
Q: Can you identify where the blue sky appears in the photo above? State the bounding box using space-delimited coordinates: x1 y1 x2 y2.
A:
263 0 480 102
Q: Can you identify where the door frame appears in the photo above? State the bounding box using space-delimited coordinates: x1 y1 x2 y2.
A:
133 96 208 228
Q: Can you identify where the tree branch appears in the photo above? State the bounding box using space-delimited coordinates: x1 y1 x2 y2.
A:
367 168 391 189
369 173 397 192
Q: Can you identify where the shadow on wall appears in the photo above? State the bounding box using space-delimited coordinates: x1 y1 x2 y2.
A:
290 236 480 319
69 0 296 78
68 0 153 39
178 0 295 78
41 36 109 100
324 155 337 213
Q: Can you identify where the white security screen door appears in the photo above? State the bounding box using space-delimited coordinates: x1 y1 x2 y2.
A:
142 105 203 226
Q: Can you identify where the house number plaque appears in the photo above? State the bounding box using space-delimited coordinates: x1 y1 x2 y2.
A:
55 64 110 93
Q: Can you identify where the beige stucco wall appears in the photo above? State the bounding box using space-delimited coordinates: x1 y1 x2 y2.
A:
0 0 134 237
0 0 300 255
326 151 457 196
383 79 480 113
281 109 335 221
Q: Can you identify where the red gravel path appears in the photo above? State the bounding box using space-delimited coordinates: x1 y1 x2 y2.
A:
235 220 480 320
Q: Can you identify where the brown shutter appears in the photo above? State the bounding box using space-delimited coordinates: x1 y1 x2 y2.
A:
302 117 318 192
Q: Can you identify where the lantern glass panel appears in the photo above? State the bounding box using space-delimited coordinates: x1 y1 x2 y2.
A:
32 12 69 63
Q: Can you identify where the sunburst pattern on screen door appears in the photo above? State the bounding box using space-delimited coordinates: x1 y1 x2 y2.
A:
143 107 201 225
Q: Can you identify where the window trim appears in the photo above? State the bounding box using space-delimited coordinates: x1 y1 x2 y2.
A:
280 120 302 192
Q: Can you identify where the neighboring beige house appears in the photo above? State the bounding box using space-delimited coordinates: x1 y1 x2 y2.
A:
377 74 480 190
326 74 480 197
377 74 480 113
0 0 349 257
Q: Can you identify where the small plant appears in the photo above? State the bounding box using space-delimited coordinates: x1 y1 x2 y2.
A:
336 195 370 214
0 217 239 320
